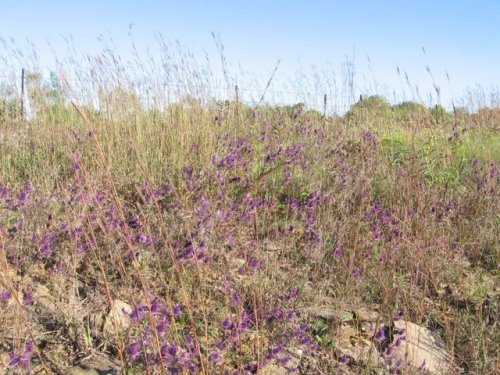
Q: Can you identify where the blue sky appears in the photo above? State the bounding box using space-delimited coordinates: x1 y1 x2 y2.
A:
1 0 499 109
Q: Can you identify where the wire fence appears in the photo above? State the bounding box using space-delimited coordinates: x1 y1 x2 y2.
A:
0 70 358 119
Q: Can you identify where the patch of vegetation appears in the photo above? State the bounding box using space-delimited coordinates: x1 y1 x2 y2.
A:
0 46 498 375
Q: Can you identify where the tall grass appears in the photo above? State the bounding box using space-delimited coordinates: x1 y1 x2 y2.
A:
0 38 498 374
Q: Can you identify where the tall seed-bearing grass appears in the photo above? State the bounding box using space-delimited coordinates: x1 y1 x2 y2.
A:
0 38 498 374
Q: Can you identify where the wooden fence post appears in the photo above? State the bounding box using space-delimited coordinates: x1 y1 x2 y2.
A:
323 94 327 117
21 68 25 121
235 84 241 120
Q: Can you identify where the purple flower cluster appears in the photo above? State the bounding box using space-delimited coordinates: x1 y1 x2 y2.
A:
8 340 35 370
124 299 200 373
365 201 402 242
1 98 495 375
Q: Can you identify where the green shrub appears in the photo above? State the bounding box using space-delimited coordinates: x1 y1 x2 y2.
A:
345 95 392 126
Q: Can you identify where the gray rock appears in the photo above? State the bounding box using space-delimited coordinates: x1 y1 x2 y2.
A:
336 324 385 367
310 306 354 322
261 364 287 375
103 300 132 337
68 353 121 375
393 320 455 374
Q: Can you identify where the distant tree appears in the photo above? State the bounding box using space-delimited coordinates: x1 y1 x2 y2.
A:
0 97 21 121
430 104 451 124
280 103 306 119
452 106 469 117
392 101 428 113
0 83 22 121
344 95 392 125
392 101 429 123
474 107 500 130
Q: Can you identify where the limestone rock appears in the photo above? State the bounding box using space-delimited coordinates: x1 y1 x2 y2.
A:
103 300 132 337
68 353 121 375
393 320 454 374
311 307 354 322
353 305 381 322
33 284 58 314
261 363 287 375
68 367 101 375
336 324 384 367
286 346 303 369
0 352 10 371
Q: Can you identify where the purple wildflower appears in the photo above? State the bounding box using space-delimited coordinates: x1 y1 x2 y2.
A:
161 342 179 363
222 317 233 330
182 166 193 180
8 352 21 367
18 184 33 206
150 300 165 315
18 193 29 206
39 244 53 258
129 305 148 324
231 291 242 307
286 288 301 301
392 358 404 373
157 317 169 336
1 290 12 303
352 268 362 279
127 341 141 362
374 326 387 343
384 345 395 358
244 363 259 374
278 356 290 366
20 341 34 369
8 341 34 370
127 215 142 229
93 190 106 204
135 232 152 245
394 335 405 348
209 351 221 363
0 186 9 201
173 304 183 318
339 354 352 365
23 290 33 307
75 242 86 254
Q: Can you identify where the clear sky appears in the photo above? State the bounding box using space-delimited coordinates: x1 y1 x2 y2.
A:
1 0 499 110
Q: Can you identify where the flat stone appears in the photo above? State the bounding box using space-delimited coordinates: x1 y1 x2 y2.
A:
33 284 58 314
393 320 454 374
311 307 354 322
0 352 10 370
103 300 132 337
67 367 101 375
336 324 384 367
261 363 287 375
285 346 303 369
68 353 121 375
353 306 380 322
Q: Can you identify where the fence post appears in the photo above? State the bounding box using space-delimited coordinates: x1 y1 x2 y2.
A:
235 84 241 120
21 68 25 121
323 94 327 117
